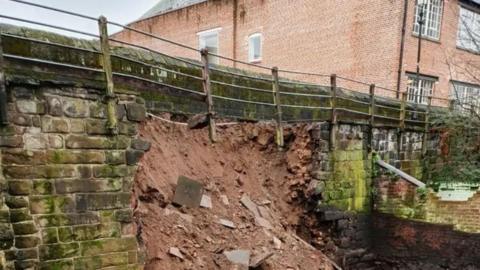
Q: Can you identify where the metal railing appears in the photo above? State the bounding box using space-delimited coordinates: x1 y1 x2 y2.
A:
0 0 458 147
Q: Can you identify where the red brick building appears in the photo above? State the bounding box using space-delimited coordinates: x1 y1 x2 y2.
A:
114 0 480 106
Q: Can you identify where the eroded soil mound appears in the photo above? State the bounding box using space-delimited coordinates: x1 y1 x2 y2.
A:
133 117 333 270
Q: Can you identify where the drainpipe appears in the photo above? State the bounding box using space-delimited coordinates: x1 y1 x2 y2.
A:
232 0 238 68
396 0 409 99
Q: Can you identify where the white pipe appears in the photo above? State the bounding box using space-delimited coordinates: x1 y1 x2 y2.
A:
376 159 426 188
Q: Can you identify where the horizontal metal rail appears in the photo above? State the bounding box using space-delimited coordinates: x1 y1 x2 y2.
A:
209 67 273 82
376 159 426 188
336 96 371 105
3 53 104 72
212 95 276 106
0 14 99 38
0 33 101 54
279 91 330 98
112 72 205 96
277 69 330 77
375 104 401 111
281 104 331 109
373 114 400 121
210 80 273 93
337 107 370 116
111 53 203 81
109 38 203 68
278 79 324 87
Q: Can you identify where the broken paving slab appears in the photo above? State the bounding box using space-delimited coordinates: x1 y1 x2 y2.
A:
168 247 184 260
172 176 204 208
219 218 236 229
223 249 250 267
240 194 260 217
250 251 274 268
200 194 212 209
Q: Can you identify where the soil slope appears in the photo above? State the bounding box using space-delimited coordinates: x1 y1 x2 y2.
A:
133 117 333 270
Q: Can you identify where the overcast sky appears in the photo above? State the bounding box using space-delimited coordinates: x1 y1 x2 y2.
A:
0 0 158 38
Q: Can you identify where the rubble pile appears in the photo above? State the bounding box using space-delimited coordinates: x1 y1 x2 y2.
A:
132 117 334 269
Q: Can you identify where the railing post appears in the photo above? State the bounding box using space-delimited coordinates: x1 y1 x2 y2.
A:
400 92 407 130
368 84 375 152
271 67 284 148
449 99 456 112
330 74 337 151
98 16 118 134
422 95 432 156
200 49 217 143
0 34 8 125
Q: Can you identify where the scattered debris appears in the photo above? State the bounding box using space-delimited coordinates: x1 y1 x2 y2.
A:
187 113 208 129
249 251 274 268
219 218 236 229
240 194 273 229
200 194 212 209
168 247 184 260
172 176 204 208
223 249 250 267
220 195 229 205
273 236 282 250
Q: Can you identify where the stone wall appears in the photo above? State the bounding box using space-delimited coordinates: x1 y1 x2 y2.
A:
0 82 148 269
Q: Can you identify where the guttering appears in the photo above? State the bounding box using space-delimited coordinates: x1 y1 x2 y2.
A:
396 0 409 99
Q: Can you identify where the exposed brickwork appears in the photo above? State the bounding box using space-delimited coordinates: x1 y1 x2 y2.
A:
114 0 480 101
0 84 146 269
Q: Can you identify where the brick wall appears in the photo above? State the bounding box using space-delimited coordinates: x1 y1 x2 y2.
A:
114 0 480 101
0 83 148 269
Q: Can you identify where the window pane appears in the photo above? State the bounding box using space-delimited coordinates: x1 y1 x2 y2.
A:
413 0 443 40
457 6 480 53
452 82 480 114
199 31 219 64
406 75 435 104
249 34 262 62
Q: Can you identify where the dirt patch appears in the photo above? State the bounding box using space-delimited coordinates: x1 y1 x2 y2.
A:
132 117 334 269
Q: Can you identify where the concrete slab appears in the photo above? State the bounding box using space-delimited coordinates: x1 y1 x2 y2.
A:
223 249 250 266
219 218 236 229
172 176 204 208
200 194 212 208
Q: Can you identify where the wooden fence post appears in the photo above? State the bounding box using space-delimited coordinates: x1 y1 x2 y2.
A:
271 67 284 148
369 84 375 152
98 16 118 134
400 92 407 130
422 95 432 156
0 34 8 125
200 49 217 143
330 74 337 151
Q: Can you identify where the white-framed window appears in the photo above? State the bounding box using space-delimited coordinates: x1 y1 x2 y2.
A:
248 33 262 63
451 81 480 114
457 6 480 53
198 28 220 64
406 74 436 104
413 0 443 40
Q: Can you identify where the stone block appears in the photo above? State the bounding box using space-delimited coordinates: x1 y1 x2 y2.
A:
41 117 69 133
93 165 131 178
14 236 39 248
0 224 14 249
39 242 79 260
86 119 109 135
48 134 64 148
116 104 126 120
2 149 46 165
12 222 38 235
14 259 37 269
46 95 63 116
29 195 75 214
4 165 76 179
55 179 122 194
8 180 33 195
9 113 32 126
105 151 126 165
15 248 38 260
131 138 151 151
33 180 55 195
24 133 48 149
63 98 89 118
17 100 45 114
125 103 146 122
58 227 74 242
172 176 204 208
39 259 74 270
35 213 100 228
0 210 10 223
76 193 131 211
41 228 58 244
9 209 32 223
118 122 138 136
80 237 137 256
72 222 121 241
66 135 130 149
89 102 107 119
69 119 85 133
74 252 128 269
0 136 23 148
5 196 29 209
126 150 144 165
46 150 105 164
114 209 133 223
